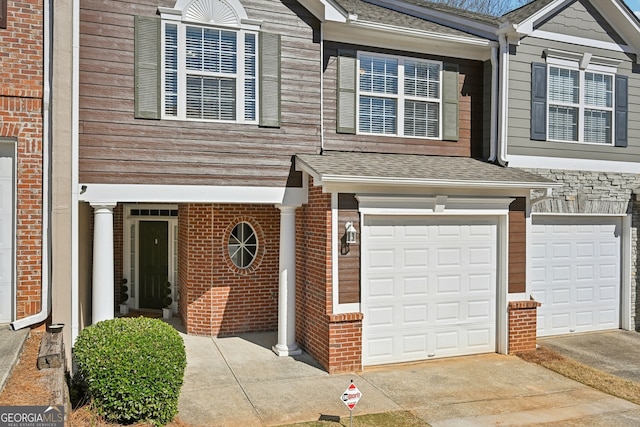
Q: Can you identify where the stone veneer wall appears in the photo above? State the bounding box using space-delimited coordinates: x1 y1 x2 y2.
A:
522 168 640 331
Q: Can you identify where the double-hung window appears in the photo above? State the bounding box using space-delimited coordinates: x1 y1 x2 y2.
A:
547 66 613 144
134 0 281 126
358 54 442 138
531 54 627 147
163 22 257 122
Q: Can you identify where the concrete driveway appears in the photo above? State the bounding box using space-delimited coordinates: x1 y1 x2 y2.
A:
539 330 640 384
172 321 640 427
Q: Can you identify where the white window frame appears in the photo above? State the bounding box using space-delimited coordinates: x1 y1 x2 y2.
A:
161 20 259 123
356 52 443 140
546 57 616 146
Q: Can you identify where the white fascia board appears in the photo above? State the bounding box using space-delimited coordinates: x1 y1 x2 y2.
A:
323 21 494 61
366 0 499 41
296 0 347 22
316 174 559 190
590 0 640 58
507 155 640 174
78 184 307 205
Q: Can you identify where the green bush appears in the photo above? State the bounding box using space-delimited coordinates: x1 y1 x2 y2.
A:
73 317 186 426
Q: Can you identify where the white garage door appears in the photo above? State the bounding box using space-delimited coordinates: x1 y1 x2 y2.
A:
362 216 497 366
0 146 14 323
531 216 620 337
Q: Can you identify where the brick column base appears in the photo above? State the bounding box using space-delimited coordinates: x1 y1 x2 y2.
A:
508 300 541 354
327 312 363 374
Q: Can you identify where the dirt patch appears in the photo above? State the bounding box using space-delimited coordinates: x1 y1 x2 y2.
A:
0 330 55 406
518 346 640 405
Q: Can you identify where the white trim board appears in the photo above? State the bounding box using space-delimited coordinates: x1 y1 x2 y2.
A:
507 155 640 174
78 184 307 205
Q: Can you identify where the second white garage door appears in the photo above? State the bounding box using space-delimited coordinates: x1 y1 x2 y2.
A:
362 216 497 366
531 216 621 337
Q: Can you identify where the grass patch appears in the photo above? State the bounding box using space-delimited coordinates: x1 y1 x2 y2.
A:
518 346 640 405
279 410 429 427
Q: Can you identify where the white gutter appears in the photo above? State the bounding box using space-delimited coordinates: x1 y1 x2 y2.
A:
320 23 325 153
306 175 559 190
489 45 498 162
71 0 80 345
11 0 52 330
496 33 509 166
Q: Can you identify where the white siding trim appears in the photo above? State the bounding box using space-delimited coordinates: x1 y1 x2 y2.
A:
78 184 307 205
507 155 640 174
530 31 633 54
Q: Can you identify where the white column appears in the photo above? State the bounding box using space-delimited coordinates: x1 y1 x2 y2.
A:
91 203 116 324
273 205 301 356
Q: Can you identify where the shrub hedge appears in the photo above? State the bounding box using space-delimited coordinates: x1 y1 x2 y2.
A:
73 317 186 426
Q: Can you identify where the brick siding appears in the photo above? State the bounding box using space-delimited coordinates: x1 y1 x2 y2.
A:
508 300 541 353
0 0 44 320
178 203 280 336
296 180 363 373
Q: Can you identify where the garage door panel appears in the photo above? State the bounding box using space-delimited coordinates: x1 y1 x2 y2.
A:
531 216 620 337
403 304 428 324
0 152 14 323
363 217 497 365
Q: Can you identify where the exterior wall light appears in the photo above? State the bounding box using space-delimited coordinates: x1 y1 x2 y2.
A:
345 221 357 244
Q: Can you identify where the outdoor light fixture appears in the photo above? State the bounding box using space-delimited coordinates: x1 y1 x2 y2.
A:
345 222 357 244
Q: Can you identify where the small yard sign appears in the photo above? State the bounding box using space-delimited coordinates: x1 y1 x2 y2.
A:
340 381 362 410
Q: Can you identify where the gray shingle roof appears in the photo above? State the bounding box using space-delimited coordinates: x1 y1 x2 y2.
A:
500 0 556 23
296 152 557 187
394 0 500 25
334 0 494 37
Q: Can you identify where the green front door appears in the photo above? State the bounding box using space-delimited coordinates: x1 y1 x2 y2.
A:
139 221 169 310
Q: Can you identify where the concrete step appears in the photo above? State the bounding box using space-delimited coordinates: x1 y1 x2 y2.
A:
0 324 30 392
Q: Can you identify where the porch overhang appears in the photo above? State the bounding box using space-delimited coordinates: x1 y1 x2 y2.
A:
295 151 560 197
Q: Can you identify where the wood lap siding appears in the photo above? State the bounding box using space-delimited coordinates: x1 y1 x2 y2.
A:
338 194 360 304
78 0 321 187
323 42 483 157
508 198 526 294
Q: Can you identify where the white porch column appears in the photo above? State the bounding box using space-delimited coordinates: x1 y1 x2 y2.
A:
273 205 301 356
91 203 116 324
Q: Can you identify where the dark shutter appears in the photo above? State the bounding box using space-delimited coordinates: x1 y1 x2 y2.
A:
0 0 7 29
615 74 628 148
259 32 281 127
530 62 547 141
134 16 161 119
336 50 357 134
442 63 459 141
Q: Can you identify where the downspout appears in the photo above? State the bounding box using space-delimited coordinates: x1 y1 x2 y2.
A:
320 22 325 154
71 0 80 345
496 33 509 166
11 0 52 330
489 45 498 162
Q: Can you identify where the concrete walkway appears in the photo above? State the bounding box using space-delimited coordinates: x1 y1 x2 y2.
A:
539 330 640 384
174 325 640 426
0 324 29 392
